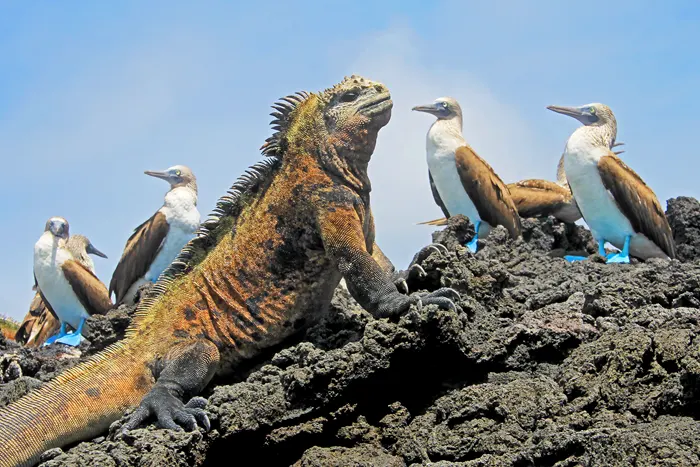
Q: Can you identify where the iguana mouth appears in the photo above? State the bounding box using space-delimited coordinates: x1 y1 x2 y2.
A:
359 95 393 116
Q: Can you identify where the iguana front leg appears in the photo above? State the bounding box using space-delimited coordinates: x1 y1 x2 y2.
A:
319 206 460 318
121 339 220 433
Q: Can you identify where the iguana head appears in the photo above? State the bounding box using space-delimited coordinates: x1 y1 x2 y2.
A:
262 75 392 174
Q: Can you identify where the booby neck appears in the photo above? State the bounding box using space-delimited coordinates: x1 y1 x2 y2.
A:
564 121 617 160
427 116 466 155
164 185 198 209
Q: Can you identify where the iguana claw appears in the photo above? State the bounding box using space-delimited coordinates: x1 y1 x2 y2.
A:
416 287 462 313
121 387 210 434
392 244 449 293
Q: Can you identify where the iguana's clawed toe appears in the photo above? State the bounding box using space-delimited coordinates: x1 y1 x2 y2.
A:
121 388 210 434
415 287 462 313
415 243 448 262
394 278 409 295
408 263 427 278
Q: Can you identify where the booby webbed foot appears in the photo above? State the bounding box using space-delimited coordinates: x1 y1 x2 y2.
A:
564 255 587 262
55 317 87 347
465 221 481 253
605 235 631 264
44 322 68 346
606 252 630 264
55 331 85 347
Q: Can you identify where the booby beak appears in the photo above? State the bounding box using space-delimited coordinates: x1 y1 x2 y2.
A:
48 219 69 240
86 243 108 259
412 103 441 115
144 170 172 182
546 105 586 119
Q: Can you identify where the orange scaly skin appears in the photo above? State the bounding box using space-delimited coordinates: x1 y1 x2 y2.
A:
0 75 459 467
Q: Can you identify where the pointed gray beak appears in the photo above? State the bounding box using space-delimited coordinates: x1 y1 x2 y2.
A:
546 105 585 118
87 243 108 259
412 103 440 114
144 170 171 182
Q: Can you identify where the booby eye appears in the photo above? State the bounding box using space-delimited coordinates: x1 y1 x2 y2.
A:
340 91 358 103
175 170 182 176
441 102 449 109
588 107 596 114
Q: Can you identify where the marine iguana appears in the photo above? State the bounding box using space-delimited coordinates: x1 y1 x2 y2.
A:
0 75 459 467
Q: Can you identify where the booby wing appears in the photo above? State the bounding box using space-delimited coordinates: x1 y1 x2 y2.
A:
429 170 450 219
597 153 676 258
507 179 578 220
33 274 59 321
454 145 522 238
62 260 113 315
109 211 170 303
15 291 60 347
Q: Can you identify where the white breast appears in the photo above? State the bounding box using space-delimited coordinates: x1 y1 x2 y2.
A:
33 233 89 329
145 187 200 281
426 125 482 225
564 144 635 249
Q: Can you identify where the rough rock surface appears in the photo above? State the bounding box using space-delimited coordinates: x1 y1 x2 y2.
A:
2 196 700 466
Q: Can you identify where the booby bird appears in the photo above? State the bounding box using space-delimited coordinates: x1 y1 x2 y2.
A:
16 234 107 348
412 97 521 251
109 165 200 305
418 143 626 227
548 103 675 263
33 217 112 346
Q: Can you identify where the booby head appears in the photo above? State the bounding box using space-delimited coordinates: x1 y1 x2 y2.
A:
144 165 197 192
412 97 463 121
547 103 616 128
67 234 108 259
547 103 618 149
43 217 69 240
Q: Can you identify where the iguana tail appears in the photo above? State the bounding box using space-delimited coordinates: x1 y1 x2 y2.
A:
0 342 153 467
418 216 449 226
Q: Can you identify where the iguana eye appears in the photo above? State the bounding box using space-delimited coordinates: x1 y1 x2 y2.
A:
340 91 358 103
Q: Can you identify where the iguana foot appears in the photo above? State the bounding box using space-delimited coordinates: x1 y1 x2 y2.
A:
121 387 210 433
415 287 462 312
393 243 450 293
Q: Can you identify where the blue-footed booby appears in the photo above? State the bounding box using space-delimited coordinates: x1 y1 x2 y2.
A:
548 103 675 263
412 97 521 251
17 234 107 348
33 218 112 346
418 143 626 227
109 165 200 305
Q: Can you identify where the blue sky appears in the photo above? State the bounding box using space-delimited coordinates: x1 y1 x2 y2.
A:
1 1 699 321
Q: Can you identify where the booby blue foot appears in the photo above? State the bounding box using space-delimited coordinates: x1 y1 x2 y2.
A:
44 322 68 346
564 255 587 262
55 331 85 347
465 221 480 253
605 235 631 264
55 318 86 347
